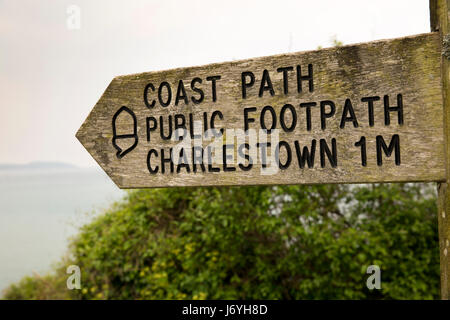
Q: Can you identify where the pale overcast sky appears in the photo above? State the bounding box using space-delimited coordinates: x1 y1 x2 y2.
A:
0 0 430 167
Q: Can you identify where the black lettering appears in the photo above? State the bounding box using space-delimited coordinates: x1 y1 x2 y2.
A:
244 107 257 131
257 142 271 168
146 149 159 174
175 80 189 106
320 100 336 130
300 102 317 131
192 146 206 173
354 136 367 166
276 66 294 94
376 134 400 166
207 146 220 172
241 71 255 99
161 148 174 174
146 117 157 142
158 82 172 107
294 140 316 168
384 94 403 126
189 113 202 139
320 138 337 168
160 115 173 140
143 83 155 108
260 106 277 133
174 114 186 140
203 112 209 133
340 98 358 129
275 141 292 170
280 104 297 132
238 143 253 171
206 75 221 102
191 77 204 104
258 69 275 97
223 144 236 172
361 96 380 127
297 64 314 93
176 148 190 173
211 110 224 135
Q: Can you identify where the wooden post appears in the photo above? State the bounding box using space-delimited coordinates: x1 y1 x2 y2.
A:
430 0 450 299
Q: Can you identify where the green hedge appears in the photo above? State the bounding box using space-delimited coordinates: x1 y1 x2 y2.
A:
2 184 440 299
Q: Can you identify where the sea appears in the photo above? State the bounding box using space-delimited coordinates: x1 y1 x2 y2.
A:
0 163 125 294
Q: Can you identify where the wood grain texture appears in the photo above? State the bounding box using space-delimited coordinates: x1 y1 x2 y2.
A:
431 0 450 300
76 32 445 188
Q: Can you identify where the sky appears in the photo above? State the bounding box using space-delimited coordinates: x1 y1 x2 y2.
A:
0 0 431 167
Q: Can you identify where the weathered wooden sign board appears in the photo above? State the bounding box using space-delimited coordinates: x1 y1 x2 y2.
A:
76 0 450 300
77 32 445 188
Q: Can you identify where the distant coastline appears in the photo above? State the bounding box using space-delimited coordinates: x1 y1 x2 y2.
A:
0 161 124 292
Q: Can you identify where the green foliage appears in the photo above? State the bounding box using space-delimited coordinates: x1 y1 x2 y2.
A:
3 267 72 300
2 183 440 300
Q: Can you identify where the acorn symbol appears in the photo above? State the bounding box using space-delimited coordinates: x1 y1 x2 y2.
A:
112 106 138 159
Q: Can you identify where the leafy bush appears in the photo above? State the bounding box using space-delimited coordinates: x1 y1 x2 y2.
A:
2 183 440 299
3 266 72 300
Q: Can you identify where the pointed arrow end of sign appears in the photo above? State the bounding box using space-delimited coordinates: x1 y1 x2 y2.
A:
74 79 128 190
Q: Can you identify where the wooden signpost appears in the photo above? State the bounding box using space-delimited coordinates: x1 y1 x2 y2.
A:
76 0 450 299
431 0 450 301
76 34 444 188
